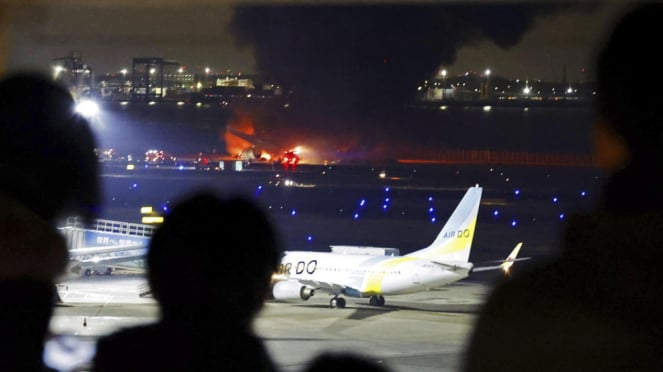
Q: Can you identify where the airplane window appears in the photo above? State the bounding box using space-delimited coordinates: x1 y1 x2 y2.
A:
0 1 639 371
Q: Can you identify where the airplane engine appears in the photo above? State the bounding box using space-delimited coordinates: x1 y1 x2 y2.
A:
272 280 315 301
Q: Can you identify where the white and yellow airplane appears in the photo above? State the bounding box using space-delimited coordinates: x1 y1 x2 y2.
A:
271 185 527 308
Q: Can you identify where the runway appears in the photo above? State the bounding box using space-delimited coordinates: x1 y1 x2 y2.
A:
48 274 494 371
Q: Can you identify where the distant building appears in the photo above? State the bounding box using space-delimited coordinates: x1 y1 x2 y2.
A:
131 57 183 101
417 71 595 106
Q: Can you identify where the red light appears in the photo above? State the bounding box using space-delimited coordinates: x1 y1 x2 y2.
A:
281 151 300 171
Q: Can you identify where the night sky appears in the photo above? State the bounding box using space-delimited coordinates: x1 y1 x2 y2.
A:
4 2 625 83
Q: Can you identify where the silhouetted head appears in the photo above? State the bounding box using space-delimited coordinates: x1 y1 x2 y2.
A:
147 192 281 324
593 3 663 212
596 3 663 165
0 71 101 224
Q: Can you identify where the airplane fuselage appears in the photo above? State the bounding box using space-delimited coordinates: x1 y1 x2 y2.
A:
279 251 471 297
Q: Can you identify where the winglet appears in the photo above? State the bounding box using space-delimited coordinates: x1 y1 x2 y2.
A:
500 242 523 274
471 242 530 273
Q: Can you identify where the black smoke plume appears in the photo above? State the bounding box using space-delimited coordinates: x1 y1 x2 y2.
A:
228 3 590 161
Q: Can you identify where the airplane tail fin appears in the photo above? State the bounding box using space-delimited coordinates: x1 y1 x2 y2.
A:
405 186 482 263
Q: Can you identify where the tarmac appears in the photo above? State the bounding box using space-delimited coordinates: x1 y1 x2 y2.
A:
48 274 495 372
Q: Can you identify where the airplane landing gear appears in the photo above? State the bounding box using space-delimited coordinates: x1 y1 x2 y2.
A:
329 296 347 309
369 295 385 306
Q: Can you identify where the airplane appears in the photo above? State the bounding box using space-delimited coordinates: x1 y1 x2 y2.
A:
271 185 529 308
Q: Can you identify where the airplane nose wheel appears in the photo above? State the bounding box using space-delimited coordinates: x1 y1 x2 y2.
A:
330 296 346 309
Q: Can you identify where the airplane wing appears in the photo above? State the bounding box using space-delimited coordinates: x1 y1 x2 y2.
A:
471 242 530 273
430 261 474 271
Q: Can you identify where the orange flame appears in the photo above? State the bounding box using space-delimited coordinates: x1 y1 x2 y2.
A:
225 110 256 156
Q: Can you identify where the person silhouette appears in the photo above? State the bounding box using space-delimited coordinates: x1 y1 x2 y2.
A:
0 71 101 371
463 3 663 371
92 191 282 371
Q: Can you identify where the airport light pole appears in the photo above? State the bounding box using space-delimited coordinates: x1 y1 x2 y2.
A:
484 69 491 100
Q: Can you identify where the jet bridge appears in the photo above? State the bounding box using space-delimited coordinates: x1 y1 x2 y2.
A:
59 217 154 275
